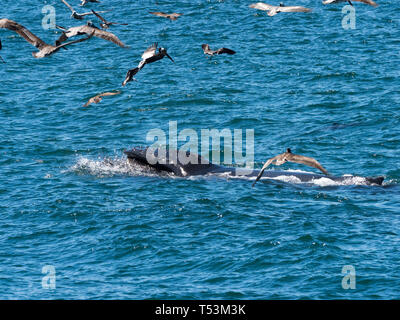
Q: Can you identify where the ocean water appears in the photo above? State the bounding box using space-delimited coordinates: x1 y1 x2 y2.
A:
0 0 399 299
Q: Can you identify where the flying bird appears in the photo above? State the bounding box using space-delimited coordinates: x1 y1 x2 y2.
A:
56 22 128 47
122 42 174 86
322 0 378 6
80 0 100 6
0 39 4 63
0 18 94 58
83 91 121 107
252 148 329 187
149 12 183 21
91 10 128 29
61 0 108 20
201 44 236 56
249 2 312 16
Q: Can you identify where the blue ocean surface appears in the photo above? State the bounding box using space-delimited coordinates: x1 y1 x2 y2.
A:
0 0 399 299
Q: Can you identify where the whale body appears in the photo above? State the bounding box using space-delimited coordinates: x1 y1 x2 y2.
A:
124 147 385 186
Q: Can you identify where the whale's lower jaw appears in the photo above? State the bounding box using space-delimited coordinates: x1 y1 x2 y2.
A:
124 147 384 186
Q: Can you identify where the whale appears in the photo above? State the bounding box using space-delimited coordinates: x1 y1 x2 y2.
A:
124 147 385 186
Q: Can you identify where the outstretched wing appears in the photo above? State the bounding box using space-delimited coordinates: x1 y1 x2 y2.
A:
252 155 280 187
288 154 329 175
249 2 276 11
91 9 107 23
216 47 236 55
79 10 109 17
141 42 158 60
278 6 312 13
0 19 47 49
64 25 127 47
99 91 122 97
61 0 75 13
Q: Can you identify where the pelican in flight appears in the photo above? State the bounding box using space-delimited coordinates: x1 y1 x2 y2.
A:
0 18 94 58
322 0 378 6
56 22 128 47
0 39 4 63
81 0 100 6
249 2 312 16
201 44 236 56
252 148 329 187
83 91 121 107
149 12 183 21
91 10 128 29
122 42 174 86
61 0 108 20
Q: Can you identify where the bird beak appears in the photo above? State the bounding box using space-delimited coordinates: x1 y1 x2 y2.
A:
166 53 174 63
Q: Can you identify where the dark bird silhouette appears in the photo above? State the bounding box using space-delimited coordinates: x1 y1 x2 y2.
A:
61 0 108 20
91 10 128 29
149 12 183 21
80 0 100 6
56 22 128 47
201 44 236 56
0 39 4 63
83 91 121 107
323 0 378 6
122 42 174 86
0 18 94 58
249 2 312 16
252 148 329 187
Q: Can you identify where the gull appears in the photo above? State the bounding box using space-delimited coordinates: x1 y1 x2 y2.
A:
322 0 378 6
0 18 94 58
61 0 108 20
91 10 128 29
249 2 312 16
56 22 128 47
83 91 121 107
122 42 174 86
149 12 183 21
201 44 236 56
0 39 4 63
80 0 100 6
252 148 329 187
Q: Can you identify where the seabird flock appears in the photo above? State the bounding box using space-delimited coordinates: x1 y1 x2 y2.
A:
0 1 381 184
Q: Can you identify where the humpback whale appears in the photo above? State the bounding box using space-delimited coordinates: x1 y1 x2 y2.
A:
124 147 385 186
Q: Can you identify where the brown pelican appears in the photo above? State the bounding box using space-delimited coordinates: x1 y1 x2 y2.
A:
149 12 183 21
122 42 174 86
201 44 236 56
61 0 108 20
249 2 312 16
56 22 128 47
252 148 329 187
0 39 4 63
80 0 100 6
91 10 128 29
0 18 94 58
83 91 121 107
322 0 378 6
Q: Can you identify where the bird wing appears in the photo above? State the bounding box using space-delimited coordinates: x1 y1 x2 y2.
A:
216 47 236 55
61 0 75 13
357 0 379 6
149 12 168 18
287 154 329 175
252 155 280 187
91 9 108 23
169 13 183 18
141 42 158 60
278 6 312 13
79 10 109 17
74 25 127 47
249 2 276 11
83 96 97 107
0 19 47 49
99 91 121 97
